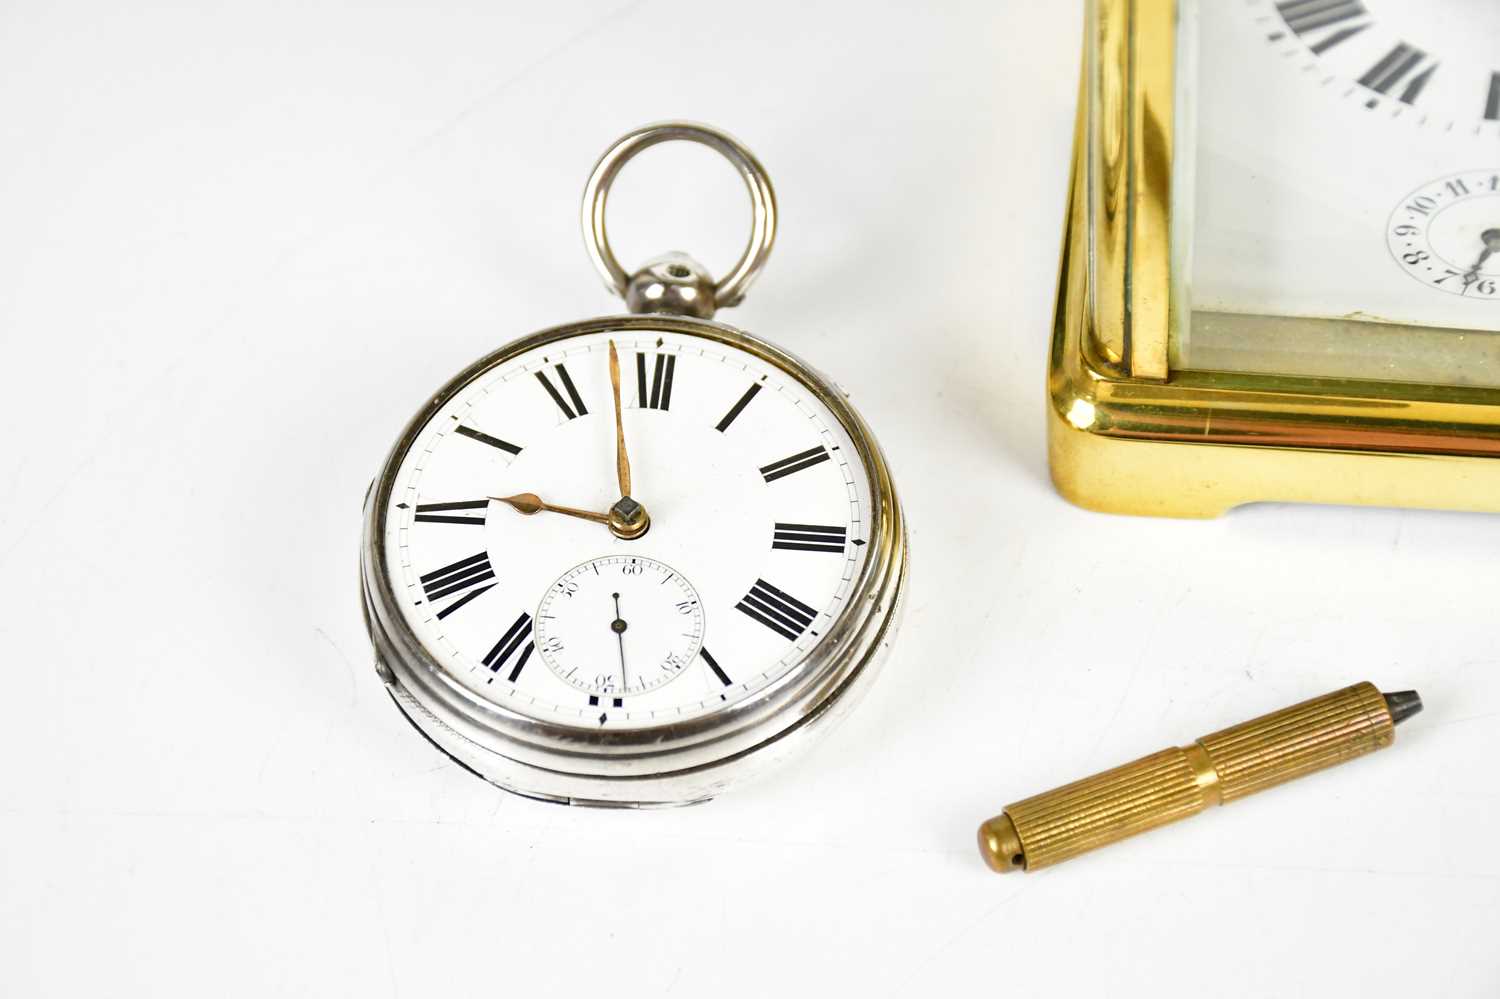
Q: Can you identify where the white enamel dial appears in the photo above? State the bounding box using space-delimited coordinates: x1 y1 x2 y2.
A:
534 555 706 697
1264 0 1500 129
1175 0 1500 381
380 327 873 730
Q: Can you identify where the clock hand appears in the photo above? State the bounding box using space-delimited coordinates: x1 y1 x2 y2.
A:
611 591 629 691
1464 229 1500 282
490 492 611 525
608 340 632 499
492 491 651 540
602 341 651 541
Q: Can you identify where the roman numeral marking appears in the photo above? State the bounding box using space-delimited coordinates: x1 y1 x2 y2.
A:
700 647 731 686
420 552 496 618
772 522 848 554
414 500 487 526
1275 0 1367 37
1487 72 1500 121
735 579 817 641
1358 43 1436 106
535 363 588 420
1308 22 1368 55
454 425 522 455
635 352 676 410
760 445 831 483
715 382 762 432
483 612 534 682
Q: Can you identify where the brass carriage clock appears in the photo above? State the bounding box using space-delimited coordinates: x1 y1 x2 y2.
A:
1050 0 1500 517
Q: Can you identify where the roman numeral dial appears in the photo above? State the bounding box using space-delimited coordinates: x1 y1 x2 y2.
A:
414 500 487 526
700 647 731 687
484 612 535 682
1275 0 1368 39
536 363 588 420
715 382 762 432
1357 42 1436 107
772 522 847 554
420 552 497 619
760 445 831 483
385 330 877 729
455 425 522 455
1268 3 1497 126
736 579 818 641
635 351 676 410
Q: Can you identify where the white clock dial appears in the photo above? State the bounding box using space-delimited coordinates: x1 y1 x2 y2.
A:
1266 0 1500 128
1175 0 1500 380
380 327 872 730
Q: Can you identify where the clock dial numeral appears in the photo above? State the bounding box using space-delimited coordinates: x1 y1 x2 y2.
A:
1308 22 1368 56
1357 42 1435 106
760 445 831 483
1486 72 1500 121
735 579 817 641
454 424 522 455
772 522 848 554
699 647 732 686
1275 0 1367 37
715 382 763 432
420 551 497 619
484 612 535 682
536 363 588 420
636 352 677 410
414 500 488 526
1405 194 1437 216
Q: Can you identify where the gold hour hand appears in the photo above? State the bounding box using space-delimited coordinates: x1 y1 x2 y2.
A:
609 340 632 498
491 492 610 525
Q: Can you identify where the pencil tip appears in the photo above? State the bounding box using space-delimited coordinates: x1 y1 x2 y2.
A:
1383 690 1423 726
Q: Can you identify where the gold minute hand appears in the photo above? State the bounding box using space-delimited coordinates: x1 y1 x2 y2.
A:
608 340 632 498
491 492 611 526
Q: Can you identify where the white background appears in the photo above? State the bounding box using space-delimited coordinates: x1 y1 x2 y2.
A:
2 3 1497 997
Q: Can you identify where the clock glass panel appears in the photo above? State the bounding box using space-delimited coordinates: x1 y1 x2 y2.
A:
1171 0 1500 386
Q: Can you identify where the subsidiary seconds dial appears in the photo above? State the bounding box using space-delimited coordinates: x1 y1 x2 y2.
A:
1388 170 1500 298
535 556 705 697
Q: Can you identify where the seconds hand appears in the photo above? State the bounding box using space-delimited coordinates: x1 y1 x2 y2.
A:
611 592 629 692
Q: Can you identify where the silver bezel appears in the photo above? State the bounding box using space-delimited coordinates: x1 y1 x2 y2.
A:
359 314 907 806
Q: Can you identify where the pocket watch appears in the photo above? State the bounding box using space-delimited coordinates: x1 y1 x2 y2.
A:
359 123 907 806
1048 0 1500 518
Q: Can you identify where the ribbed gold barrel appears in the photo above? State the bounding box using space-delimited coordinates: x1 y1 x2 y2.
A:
978 682 1403 873
1197 682 1393 801
993 747 1211 871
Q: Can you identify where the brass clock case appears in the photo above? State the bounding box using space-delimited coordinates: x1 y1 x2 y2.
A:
1048 0 1500 518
